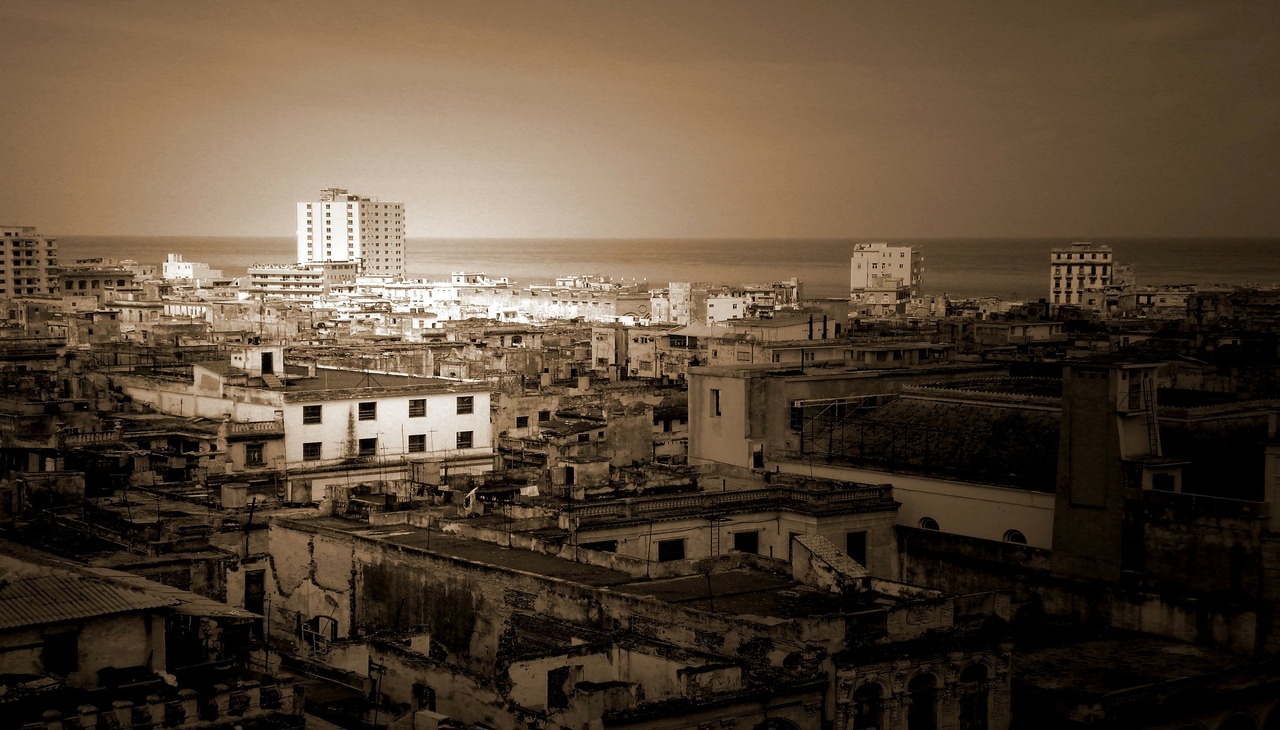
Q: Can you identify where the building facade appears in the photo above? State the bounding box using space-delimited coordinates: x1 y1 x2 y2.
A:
850 242 923 298
1 225 58 297
296 187 405 278
1050 241 1113 310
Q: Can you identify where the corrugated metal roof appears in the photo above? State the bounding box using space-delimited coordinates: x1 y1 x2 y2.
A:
0 565 177 630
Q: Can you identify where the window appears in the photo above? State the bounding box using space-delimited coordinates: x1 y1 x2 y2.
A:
408 434 426 453
515 415 529 428
302 405 322 424
732 531 759 554
846 531 868 566
919 517 940 530
456 396 474 414
409 398 426 418
358 401 377 421
245 443 264 466
43 631 79 675
657 538 686 562
538 409 551 422
456 431 473 449
710 388 721 417
1003 529 1027 544
907 674 938 730
578 433 590 443
958 665 989 730
359 437 378 456
303 442 322 460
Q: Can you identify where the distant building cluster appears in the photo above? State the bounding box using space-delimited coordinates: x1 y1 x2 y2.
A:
2 196 1280 728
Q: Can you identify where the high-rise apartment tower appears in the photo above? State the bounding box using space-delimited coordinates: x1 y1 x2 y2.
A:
1 225 58 297
296 188 405 278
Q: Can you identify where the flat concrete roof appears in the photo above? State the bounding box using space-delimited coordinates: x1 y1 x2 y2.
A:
283 516 897 621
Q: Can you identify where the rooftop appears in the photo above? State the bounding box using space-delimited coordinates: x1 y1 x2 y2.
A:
284 517 905 622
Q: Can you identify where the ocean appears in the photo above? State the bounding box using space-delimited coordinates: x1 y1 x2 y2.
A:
53 236 1280 301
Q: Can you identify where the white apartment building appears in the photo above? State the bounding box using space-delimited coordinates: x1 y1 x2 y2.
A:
246 262 359 300
850 242 923 298
1 225 58 297
296 187 405 278
1050 242 1113 310
162 253 223 284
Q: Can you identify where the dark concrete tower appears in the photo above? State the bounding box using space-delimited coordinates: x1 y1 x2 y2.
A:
1051 361 1164 582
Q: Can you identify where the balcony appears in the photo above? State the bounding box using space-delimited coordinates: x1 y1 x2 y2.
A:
227 419 285 439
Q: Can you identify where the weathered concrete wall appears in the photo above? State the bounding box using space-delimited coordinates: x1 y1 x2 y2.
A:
1138 493 1269 598
898 526 1263 655
269 519 859 677
777 460 1055 548
0 613 160 689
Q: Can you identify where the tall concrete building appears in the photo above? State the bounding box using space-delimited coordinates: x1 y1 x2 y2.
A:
0 225 58 297
296 187 405 278
1050 241 1113 310
849 242 923 317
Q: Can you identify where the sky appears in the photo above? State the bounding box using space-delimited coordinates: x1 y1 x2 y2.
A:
1 0 1277 239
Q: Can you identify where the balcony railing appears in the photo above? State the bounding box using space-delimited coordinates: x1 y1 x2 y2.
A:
571 484 894 521
228 420 285 437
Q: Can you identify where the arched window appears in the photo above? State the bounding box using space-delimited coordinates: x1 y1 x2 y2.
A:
907 673 937 730
959 664 989 730
852 682 884 729
919 517 940 530
1003 530 1027 544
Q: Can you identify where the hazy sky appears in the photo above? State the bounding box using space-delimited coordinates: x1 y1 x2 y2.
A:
2 0 1277 238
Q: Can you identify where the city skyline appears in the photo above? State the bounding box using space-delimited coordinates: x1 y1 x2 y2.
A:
2 0 1278 239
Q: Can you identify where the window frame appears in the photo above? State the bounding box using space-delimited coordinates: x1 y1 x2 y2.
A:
358 401 377 421
408 398 426 418
456 395 474 415
456 431 474 449
302 442 323 461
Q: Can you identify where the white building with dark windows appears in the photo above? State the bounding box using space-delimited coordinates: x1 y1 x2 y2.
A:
849 242 923 317
109 344 493 481
1050 241 1113 311
296 187 405 278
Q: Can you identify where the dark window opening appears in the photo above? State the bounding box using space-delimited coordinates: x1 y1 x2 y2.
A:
43 631 79 675
846 531 868 566
657 538 686 562
733 531 759 554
